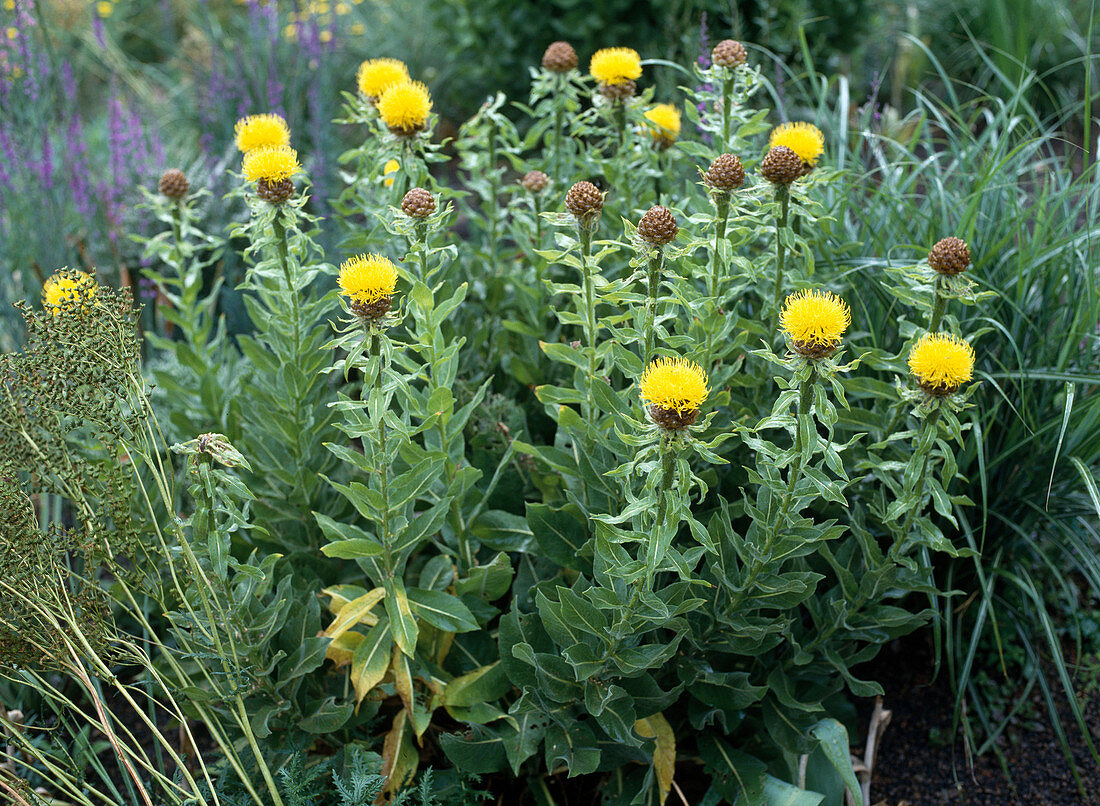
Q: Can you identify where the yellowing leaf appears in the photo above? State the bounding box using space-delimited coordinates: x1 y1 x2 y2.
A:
321 584 369 615
325 630 364 669
635 712 675 805
350 621 392 704
322 587 385 642
382 709 419 795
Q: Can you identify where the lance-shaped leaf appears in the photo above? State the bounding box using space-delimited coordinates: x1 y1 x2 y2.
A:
350 620 392 704
381 710 419 795
322 587 385 642
385 578 419 657
635 712 676 805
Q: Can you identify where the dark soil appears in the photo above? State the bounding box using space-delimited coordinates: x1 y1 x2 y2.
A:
861 632 1100 806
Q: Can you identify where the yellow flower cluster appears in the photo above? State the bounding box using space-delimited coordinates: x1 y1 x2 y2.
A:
768 122 825 167
377 80 432 134
383 159 400 187
242 145 301 183
357 58 409 99
235 114 291 154
908 333 975 393
43 270 96 313
589 47 642 86
644 104 681 145
338 254 399 303
638 357 709 414
780 289 851 352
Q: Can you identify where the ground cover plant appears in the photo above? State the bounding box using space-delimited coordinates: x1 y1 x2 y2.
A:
1 2 1099 805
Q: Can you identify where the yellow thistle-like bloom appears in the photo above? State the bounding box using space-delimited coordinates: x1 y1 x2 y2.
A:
639 356 709 418
908 332 975 395
43 271 96 312
234 113 291 154
590 47 642 86
338 254 398 304
383 158 400 187
780 289 851 357
644 103 681 145
768 122 824 167
356 57 409 99
377 81 432 134
242 145 301 183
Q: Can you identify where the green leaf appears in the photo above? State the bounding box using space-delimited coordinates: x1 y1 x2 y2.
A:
761 775 824 806
407 587 479 632
526 502 590 570
297 696 354 734
544 721 600 776
808 719 861 805
384 578 419 657
443 662 513 708
350 620 392 703
455 552 514 601
439 726 508 774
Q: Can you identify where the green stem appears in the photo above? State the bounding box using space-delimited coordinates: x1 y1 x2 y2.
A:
897 405 942 541
271 215 300 357
643 249 665 365
720 75 734 151
783 367 816 505
613 101 627 153
771 186 791 340
708 195 730 301
928 275 947 332
235 695 284 806
488 119 499 274
533 195 545 288
370 332 395 577
553 74 566 178
580 228 597 420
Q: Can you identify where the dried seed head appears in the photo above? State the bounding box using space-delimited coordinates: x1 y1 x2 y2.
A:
521 170 550 193
158 169 189 199
401 187 436 219
541 41 578 73
760 145 804 185
565 181 603 228
928 237 971 275
256 177 295 204
598 79 636 101
711 39 748 68
637 205 678 247
704 153 745 191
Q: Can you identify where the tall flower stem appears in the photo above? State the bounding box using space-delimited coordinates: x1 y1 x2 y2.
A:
783 366 816 504
487 119 500 275
552 74 566 178
643 249 666 365
271 214 300 356
704 195 731 368
369 330 394 578
771 185 791 339
897 404 942 541
533 195 545 288
720 75 734 151
928 275 947 332
613 101 627 152
580 227 598 420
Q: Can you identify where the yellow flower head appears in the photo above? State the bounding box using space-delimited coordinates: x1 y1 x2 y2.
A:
908 332 975 394
644 103 681 144
590 47 642 86
377 81 432 134
43 270 96 312
234 113 291 154
780 289 851 356
338 254 398 304
769 122 824 167
242 145 301 183
356 57 409 99
638 357 709 414
383 158 400 187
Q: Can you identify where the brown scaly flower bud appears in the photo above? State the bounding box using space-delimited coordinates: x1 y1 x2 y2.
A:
541 41 578 73
704 153 745 191
648 405 700 430
760 146 804 185
158 168 190 199
928 237 971 275
599 80 636 101
351 297 393 321
637 205 678 247
257 178 295 205
521 170 550 193
711 39 747 68
401 187 436 219
565 181 603 229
